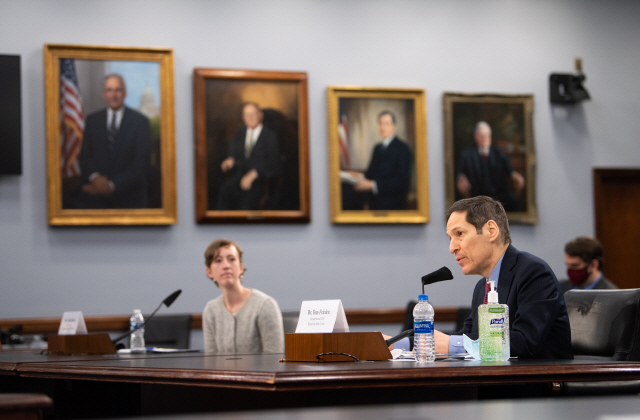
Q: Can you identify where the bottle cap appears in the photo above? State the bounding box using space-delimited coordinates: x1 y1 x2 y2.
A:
487 281 498 304
418 294 428 301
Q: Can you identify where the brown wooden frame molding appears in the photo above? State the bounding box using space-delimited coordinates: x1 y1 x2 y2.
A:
0 307 459 335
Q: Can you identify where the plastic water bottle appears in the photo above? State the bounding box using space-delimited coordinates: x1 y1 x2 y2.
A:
413 294 435 362
129 309 146 353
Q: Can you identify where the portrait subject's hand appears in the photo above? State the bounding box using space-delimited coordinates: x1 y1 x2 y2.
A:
221 157 235 172
456 174 472 198
346 171 364 180
82 175 113 195
434 330 450 355
354 178 374 192
240 169 258 191
511 171 525 194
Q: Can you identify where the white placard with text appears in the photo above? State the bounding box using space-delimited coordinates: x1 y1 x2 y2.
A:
58 311 88 335
295 300 350 333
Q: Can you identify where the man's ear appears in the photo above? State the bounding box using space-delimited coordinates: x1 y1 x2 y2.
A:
485 220 500 242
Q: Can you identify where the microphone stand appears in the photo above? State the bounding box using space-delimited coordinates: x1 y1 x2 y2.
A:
386 268 454 348
112 289 182 349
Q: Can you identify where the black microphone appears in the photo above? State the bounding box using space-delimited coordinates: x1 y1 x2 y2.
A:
162 289 182 307
421 266 453 294
112 289 182 348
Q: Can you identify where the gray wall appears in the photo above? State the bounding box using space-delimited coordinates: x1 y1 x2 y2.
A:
1 1 639 334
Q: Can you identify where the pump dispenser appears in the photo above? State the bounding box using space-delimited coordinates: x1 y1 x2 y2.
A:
487 281 498 304
478 281 510 361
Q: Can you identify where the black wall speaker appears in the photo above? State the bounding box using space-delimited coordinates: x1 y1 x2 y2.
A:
549 73 590 105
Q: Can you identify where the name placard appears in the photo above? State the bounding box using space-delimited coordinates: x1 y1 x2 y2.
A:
295 300 349 333
58 311 88 335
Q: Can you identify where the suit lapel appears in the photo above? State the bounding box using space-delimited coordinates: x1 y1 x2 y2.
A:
498 245 518 304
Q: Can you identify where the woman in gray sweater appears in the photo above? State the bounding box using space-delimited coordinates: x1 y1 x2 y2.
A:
202 238 284 354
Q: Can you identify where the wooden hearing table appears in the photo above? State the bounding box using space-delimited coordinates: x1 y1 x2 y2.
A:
2 349 640 418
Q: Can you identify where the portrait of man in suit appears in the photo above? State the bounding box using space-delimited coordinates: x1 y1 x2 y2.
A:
327 88 427 224
217 102 281 210
73 74 152 209
49 49 173 225
341 110 412 210
200 73 307 220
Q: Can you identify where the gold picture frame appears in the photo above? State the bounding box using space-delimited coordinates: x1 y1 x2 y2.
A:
193 68 310 223
44 44 176 225
443 92 537 224
327 86 428 224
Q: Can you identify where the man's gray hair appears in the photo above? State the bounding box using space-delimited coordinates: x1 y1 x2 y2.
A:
474 121 491 135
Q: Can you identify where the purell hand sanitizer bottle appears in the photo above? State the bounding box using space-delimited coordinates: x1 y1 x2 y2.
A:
478 281 510 361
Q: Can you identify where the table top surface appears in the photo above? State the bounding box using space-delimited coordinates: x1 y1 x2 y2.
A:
123 395 640 420
3 350 640 391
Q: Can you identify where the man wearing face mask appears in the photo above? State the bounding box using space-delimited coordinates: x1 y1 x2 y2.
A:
560 236 618 293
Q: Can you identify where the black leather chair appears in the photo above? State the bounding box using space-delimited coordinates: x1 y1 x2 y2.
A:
139 314 192 349
455 307 472 332
565 289 640 361
557 289 640 395
401 301 418 333
282 311 299 334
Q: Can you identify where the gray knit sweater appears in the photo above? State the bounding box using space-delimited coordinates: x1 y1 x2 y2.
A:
202 289 284 354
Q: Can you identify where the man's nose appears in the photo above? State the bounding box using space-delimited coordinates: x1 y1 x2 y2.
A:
449 240 457 254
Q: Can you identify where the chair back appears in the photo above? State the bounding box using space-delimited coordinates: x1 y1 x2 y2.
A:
282 311 299 334
141 314 192 349
401 301 417 332
564 289 640 361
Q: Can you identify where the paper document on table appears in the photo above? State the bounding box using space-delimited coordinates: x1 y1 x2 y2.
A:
390 349 415 360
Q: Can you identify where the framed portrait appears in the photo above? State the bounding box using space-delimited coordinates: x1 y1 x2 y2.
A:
443 93 537 224
193 68 310 223
44 44 176 225
327 86 428 224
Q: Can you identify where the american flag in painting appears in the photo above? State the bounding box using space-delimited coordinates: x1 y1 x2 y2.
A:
338 113 351 170
59 58 84 177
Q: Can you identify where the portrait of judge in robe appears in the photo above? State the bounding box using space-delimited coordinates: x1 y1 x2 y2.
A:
448 97 532 217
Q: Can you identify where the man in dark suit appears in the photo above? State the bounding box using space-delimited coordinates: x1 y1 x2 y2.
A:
456 121 525 211
437 195 573 359
76 74 151 209
217 102 280 210
560 236 618 293
342 110 411 210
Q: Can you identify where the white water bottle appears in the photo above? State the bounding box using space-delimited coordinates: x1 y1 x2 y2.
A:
129 309 146 353
413 294 435 362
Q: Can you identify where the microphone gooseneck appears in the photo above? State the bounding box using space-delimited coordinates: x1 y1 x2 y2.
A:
112 289 182 348
385 328 414 347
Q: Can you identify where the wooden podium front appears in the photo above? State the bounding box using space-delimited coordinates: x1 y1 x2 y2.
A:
47 333 116 355
285 332 392 362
